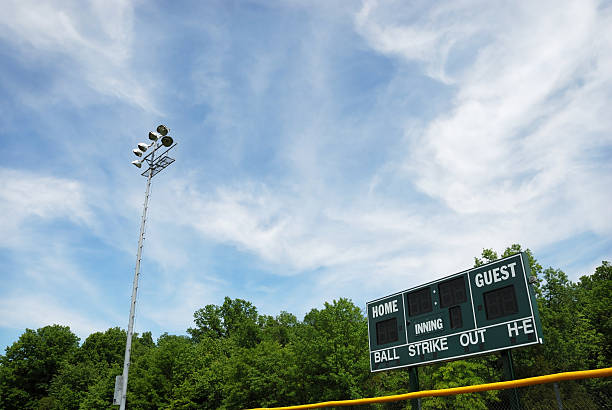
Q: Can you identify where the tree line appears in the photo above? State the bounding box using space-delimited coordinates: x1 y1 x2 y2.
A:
1 245 610 409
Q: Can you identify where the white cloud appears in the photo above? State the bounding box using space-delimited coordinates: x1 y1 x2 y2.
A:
0 168 92 248
131 0 612 303
356 0 612 230
2 0 610 346
0 0 158 112
0 293 112 339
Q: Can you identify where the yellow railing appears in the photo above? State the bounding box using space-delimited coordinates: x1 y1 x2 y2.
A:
247 367 612 410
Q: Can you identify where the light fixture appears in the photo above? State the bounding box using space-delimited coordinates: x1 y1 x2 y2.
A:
156 124 169 136
133 148 143 157
149 131 161 141
137 142 149 152
161 135 174 147
131 160 142 168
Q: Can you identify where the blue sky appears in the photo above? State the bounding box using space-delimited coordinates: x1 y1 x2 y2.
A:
1 0 611 351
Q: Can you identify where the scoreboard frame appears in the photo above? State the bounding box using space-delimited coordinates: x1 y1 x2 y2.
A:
367 252 543 372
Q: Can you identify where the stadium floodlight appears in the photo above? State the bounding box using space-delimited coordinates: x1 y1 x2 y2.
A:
156 124 169 136
131 160 142 168
161 135 173 147
148 131 161 141
133 148 143 157
137 142 149 152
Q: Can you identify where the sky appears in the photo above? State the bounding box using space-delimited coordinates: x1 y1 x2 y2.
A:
1 0 611 351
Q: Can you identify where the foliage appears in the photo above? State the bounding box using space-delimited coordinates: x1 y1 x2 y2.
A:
421 360 500 410
0 247 609 409
0 324 79 409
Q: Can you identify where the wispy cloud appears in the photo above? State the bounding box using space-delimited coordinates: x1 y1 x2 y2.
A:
1 0 610 349
0 0 158 113
0 293 111 338
0 168 92 248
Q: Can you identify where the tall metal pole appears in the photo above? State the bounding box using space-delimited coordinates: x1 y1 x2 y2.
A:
119 148 155 410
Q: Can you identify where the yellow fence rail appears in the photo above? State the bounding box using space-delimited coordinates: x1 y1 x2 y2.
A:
247 367 612 410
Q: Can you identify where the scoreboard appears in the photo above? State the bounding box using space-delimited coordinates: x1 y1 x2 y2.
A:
367 253 543 372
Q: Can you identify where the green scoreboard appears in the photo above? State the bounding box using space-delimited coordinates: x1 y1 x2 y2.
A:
367 253 543 372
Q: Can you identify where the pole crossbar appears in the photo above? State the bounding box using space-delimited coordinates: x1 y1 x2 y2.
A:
246 367 612 410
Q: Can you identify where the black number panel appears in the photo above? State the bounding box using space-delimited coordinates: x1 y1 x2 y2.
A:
484 285 518 320
376 317 399 345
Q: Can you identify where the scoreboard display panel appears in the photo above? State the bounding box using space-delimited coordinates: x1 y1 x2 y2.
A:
367 252 543 372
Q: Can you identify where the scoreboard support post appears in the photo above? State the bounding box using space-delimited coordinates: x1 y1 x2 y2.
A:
501 349 521 410
409 367 420 410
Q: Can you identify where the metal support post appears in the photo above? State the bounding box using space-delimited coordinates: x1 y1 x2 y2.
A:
501 349 521 410
409 367 421 410
553 382 563 410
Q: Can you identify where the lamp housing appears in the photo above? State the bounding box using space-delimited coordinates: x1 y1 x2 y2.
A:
131 160 142 168
137 142 149 152
133 148 143 157
157 125 169 136
161 135 174 147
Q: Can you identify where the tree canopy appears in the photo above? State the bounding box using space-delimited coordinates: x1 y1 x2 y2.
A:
1 246 609 409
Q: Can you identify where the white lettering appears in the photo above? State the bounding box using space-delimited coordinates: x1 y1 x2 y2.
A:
460 330 487 346
507 321 521 337
484 270 493 285
508 262 517 278
374 348 400 363
500 265 509 280
372 300 399 318
414 318 444 335
493 267 500 283
507 319 534 338
408 337 449 357
408 344 416 356
474 262 520 287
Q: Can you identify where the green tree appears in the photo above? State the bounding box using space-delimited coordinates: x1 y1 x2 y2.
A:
48 328 153 410
421 360 499 410
578 261 612 366
292 298 370 404
128 334 194 409
0 325 79 409
188 297 261 348
259 311 298 346
223 340 298 409
167 335 229 410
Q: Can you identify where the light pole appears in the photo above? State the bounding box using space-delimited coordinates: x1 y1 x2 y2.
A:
113 125 177 409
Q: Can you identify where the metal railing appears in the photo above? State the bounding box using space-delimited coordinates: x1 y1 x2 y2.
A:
246 368 612 410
